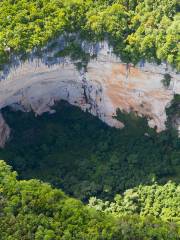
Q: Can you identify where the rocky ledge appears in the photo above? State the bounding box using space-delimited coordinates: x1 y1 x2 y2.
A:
0 39 179 147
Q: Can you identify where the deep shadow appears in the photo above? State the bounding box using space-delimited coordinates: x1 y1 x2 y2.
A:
0 101 179 201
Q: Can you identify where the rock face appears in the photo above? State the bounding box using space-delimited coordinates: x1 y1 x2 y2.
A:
0 113 10 148
0 40 179 146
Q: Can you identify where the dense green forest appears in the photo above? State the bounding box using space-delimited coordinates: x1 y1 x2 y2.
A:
0 0 179 238
0 0 179 69
0 102 180 201
0 102 180 238
0 160 179 239
0 81 179 240
89 181 180 222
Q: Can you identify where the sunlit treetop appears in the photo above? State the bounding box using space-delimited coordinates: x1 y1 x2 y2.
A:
0 0 179 69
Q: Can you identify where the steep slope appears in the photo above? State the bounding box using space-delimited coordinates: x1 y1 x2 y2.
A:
0 0 179 146
0 160 179 239
0 39 179 147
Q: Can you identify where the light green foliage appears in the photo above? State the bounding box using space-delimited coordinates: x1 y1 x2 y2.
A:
0 1 179 238
127 0 180 67
0 0 66 64
89 181 180 222
0 0 179 69
0 160 179 239
0 160 115 240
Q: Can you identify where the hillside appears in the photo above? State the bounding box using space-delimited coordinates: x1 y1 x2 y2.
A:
0 0 179 69
0 160 179 239
0 0 179 239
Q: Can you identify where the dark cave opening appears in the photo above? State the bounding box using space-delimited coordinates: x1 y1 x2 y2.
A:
0 101 179 202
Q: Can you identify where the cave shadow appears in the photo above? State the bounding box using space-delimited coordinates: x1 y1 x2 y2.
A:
0 100 179 202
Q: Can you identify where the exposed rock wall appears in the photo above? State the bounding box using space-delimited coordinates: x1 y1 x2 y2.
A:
86 52 180 131
0 40 179 146
0 113 10 148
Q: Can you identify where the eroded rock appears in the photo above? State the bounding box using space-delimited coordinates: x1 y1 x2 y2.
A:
0 40 179 145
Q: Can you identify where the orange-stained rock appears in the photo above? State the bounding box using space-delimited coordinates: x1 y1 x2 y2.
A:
0 41 179 145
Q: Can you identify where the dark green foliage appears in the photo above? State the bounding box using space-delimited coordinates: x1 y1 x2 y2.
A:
1 101 180 201
162 73 172 88
166 94 180 129
0 160 179 239
115 109 151 134
0 0 179 69
54 41 95 70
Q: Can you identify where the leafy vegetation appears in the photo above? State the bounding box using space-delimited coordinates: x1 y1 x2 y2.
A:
161 73 172 88
0 101 179 202
166 94 180 130
0 160 179 239
89 181 180 222
0 0 179 69
0 1 179 238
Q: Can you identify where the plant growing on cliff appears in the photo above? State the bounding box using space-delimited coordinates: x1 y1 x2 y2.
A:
162 73 172 88
166 94 180 132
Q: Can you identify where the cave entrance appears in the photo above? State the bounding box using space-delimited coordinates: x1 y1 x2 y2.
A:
0 101 179 202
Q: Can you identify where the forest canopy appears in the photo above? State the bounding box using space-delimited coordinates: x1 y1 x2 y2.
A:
0 1 180 238
0 0 179 69
0 160 180 239
0 102 180 238
1 102 180 201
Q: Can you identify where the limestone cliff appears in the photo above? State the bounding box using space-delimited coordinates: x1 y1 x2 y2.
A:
0 113 10 148
0 39 179 147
